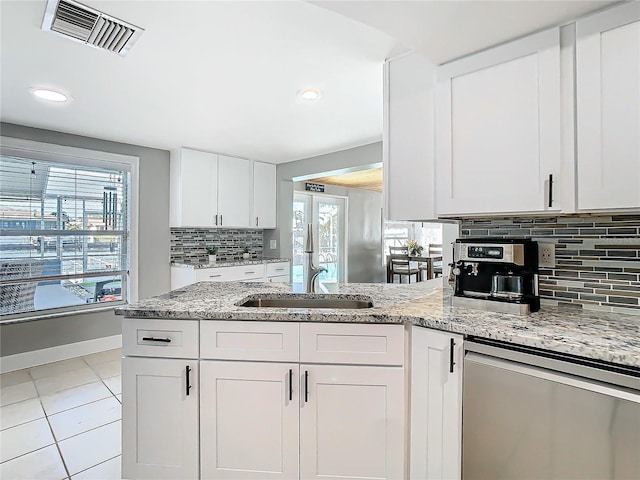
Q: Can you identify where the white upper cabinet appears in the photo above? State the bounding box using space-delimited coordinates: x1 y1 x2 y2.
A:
435 28 562 216
384 52 437 221
253 161 277 228
576 2 640 211
218 154 252 228
170 148 218 227
171 148 278 228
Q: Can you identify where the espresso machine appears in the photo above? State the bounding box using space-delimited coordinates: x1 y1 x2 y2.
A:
451 238 540 314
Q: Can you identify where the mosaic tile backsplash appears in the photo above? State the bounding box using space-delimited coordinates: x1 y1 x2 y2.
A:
460 215 640 315
171 228 263 263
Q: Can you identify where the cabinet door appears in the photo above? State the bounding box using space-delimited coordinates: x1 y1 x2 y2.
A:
253 161 277 228
122 357 198 479
410 327 463 480
576 2 640 210
436 28 561 216
170 148 218 227
300 364 404 480
218 155 252 227
384 53 437 220
200 361 299 479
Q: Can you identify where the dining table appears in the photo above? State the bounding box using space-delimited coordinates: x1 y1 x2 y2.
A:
385 254 443 283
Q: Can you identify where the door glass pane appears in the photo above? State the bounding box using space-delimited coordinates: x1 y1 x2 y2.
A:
292 195 309 284
292 193 346 287
317 201 340 284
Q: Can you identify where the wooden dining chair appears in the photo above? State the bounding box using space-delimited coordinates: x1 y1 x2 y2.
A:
428 243 443 278
389 245 409 256
388 246 420 283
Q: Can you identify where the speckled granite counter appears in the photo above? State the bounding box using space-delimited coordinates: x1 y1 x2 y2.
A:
116 281 640 368
171 258 290 269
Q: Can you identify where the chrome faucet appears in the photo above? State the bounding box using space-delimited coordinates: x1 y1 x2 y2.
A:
304 223 326 293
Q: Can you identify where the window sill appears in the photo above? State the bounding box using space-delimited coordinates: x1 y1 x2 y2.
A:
0 302 125 326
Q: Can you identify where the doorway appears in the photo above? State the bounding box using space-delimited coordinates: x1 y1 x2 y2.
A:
292 193 347 286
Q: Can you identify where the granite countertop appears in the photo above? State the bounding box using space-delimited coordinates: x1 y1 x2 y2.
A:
171 258 291 269
115 281 640 368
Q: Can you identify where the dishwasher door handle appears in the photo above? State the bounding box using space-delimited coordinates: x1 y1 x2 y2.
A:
465 352 640 403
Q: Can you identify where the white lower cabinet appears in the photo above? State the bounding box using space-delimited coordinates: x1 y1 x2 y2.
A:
300 364 405 480
122 357 199 480
171 261 290 289
200 361 300 479
199 321 405 480
122 320 459 480
410 327 463 480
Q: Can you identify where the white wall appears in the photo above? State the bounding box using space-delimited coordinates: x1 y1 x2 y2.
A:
264 142 382 261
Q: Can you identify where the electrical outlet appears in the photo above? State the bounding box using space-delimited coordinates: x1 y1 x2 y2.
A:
269 239 277 249
539 243 555 268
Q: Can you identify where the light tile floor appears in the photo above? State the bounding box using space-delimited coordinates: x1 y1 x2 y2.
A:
0 349 123 479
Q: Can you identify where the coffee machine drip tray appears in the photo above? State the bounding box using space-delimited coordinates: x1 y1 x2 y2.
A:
452 296 531 315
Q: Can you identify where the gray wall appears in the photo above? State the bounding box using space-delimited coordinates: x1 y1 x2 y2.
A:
293 182 385 283
264 142 382 262
0 122 171 356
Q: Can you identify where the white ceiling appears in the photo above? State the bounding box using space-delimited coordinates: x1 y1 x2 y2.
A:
0 1 616 165
312 0 616 65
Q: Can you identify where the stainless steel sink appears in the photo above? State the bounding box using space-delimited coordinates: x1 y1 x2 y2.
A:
238 295 373 309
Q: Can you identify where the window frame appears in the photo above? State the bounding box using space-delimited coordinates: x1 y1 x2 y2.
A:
0 136 139 323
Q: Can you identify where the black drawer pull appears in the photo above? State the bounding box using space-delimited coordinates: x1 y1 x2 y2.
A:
450 338 456 373
186 365 192 396
142 337 171 343
289 369 293 401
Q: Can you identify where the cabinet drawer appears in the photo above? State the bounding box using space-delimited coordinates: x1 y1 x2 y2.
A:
232 264 265 281
200 321 299 362
266 262 290 277
196 264 265 282
123 318 199 358
300 323 405 366
195 268 230 282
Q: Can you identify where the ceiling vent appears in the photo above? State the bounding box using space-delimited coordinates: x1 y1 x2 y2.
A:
41 0 144 56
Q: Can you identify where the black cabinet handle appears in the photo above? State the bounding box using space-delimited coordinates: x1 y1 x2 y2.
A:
304 370 309 403
548 174 553 208
450 338 456 373
142 337 171 343
256 216 259 227
186 365 192 396
289 369 293 401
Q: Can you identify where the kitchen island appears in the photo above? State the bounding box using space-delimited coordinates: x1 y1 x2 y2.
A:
117 281 640 480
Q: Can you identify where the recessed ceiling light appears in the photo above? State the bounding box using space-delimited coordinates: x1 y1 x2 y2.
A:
29 87 71 103
298 88 321 101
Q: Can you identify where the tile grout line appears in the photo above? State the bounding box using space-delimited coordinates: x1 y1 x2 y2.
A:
43 412 72 480
69 454 121 479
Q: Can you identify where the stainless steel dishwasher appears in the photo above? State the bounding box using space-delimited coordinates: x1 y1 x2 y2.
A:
463 338 640 480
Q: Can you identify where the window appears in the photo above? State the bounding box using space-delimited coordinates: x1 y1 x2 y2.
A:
383 221 442 261
0 138 138 320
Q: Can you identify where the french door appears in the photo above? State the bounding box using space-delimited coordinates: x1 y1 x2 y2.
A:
292 193 347 285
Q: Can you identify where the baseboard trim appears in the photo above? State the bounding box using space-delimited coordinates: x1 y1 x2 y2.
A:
0 334 122 373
